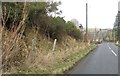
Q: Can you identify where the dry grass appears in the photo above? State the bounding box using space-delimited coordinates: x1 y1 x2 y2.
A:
2 28 96 74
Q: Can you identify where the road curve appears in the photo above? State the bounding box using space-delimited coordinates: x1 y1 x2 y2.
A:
68 42 118 74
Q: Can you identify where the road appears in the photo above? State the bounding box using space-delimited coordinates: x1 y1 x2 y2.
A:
68 42 118 74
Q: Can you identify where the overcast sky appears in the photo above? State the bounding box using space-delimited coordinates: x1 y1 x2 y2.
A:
57 0 119 29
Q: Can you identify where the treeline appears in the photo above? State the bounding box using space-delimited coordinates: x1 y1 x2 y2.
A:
2 2 82 42
113 11 120 42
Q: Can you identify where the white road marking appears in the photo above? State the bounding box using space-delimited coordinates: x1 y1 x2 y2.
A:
111 50 117 56
107 44 117 57
108 46 111 50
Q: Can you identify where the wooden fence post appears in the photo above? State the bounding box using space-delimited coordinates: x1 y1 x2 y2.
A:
52 39 57 51
31 37 36 63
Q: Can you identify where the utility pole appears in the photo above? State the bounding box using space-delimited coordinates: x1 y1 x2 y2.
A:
85 3 88 42
94 27 96 41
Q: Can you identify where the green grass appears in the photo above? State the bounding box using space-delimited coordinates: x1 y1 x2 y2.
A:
51 44 97 74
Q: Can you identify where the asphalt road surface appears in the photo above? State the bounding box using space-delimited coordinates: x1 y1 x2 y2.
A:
68 42 118 74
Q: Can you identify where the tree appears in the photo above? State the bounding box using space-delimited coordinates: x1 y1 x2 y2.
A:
113 12 120 42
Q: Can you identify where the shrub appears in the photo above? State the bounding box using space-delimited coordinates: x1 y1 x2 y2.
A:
64 21 82 40
46 17 66 41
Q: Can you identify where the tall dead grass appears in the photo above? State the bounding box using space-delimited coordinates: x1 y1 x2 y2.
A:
2 28 92 74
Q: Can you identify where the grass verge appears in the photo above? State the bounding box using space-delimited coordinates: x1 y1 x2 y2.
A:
15 43 97 74
51 44 97 74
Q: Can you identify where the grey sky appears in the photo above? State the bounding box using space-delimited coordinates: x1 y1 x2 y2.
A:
119 1 120 11
58 0 119 29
